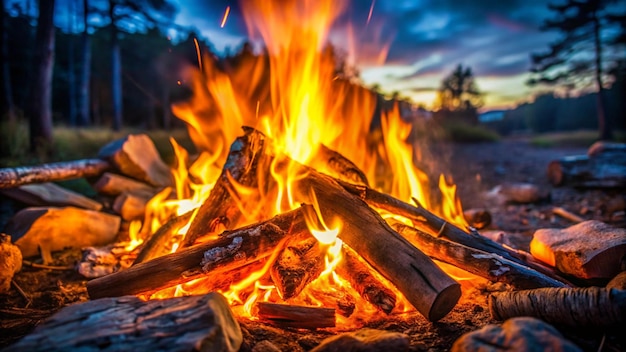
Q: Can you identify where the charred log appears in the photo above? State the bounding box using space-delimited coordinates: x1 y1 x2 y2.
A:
256 302 335 329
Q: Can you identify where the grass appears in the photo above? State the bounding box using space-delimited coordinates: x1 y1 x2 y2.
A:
530 130 626 148
440 121 500 143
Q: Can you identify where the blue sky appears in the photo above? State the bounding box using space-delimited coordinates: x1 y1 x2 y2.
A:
173 0 563 110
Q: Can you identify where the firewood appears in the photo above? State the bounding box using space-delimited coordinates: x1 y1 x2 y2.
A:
295 171 461 322
270 237 325 300
335 245 396 314
7 292 243 352
311 144 369 186
463 208 491 229
0 158 110 189
530 220 626 279
92 172 157 196
98 134 173 187
256 302 335 329
547 142 626 188
392 222 568 289
182 127 273 247
4 207 120 264
552 206 584 224
87 207 310 299
0 182 102 210
112 191 152 221
133 211 194 264
489 287 626 327
489 183 550 204
0 234 22 294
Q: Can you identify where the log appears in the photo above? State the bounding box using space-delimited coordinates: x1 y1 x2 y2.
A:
547 143 626 188
392 222 568 289
335 245 396 314
7 292 243 352
552 206 584 224
489 287 626 327
270 237 325 300
98 134 173 187
133 211 194 264
0 234 22 294
92 172 157 196
182 127 272 247
338 180 568 285
0 158 110 189
295 171 461 321
312 144 369 186
4 206 120 264
112 191 152 221
87 207 310 299
0 182 102 210
256 302 335 329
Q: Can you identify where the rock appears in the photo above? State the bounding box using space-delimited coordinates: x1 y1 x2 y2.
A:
311 328 409 352
252 340 282 352
98 134 173 187
451 317 581 352
607 271 626 290
0 234 22 293
4 206 120 264
485 183 549 205
530 220 626 279
6 292 242 352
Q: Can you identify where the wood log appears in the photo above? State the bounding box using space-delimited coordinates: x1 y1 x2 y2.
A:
392 222 568 289
92 172 157 196
0 182 102 210
182 127 272 247
547 144 626 188
463 208 491 229
112 191 152 221
335 245 396 314
98 134 173 187
256 302 335 329
311 144 369 186
489 287 626 327
337 180 569 285
270 237 325 300
0 158 110 189
87 207 310 299
7 292 243 352
133 211 194 265
4 206 120 264
295 171 461 322
0 234 22 294
552 206 584 224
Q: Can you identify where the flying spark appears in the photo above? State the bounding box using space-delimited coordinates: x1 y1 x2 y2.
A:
367 0 375 26
221 6 231 28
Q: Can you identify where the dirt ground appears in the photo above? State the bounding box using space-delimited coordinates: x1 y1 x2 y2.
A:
1 138 624 351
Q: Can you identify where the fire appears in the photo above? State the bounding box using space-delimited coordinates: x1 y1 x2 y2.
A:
140 0 470 328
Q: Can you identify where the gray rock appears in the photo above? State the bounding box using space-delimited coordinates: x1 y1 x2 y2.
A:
451 317 581 352
311 328 409 352
252 340 282 352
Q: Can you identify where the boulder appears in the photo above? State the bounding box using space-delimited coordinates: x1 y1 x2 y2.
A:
311 328 409 352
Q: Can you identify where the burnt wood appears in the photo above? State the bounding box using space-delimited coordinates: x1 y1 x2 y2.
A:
256 302 335 329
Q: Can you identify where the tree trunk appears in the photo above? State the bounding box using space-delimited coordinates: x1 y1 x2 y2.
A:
109 0 122 131
593 9 611 141
28 0 56 152
0 0 16 122
67 0 76 126
161 83 171 129
77 0 90 126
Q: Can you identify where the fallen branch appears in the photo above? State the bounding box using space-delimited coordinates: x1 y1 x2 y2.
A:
489 287 626 327
256 302 335 329
0 159 111 189
552 207 584 224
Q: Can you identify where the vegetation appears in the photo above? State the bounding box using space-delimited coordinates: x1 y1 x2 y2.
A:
440 121 500 143
435 64 484 125
530 130 626 148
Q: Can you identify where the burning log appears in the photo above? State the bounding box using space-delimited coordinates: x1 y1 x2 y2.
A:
8 292 243 352
92 172 157 196
0 182 103 211
392 222 567 289
133 211 194 264
87 207 310 299
337 180 568 285
256 302 335 329
335 245 396 314
270 237 325 300
489 287 626 327
312 144 369 186
296 171 461 322
0 158 110 189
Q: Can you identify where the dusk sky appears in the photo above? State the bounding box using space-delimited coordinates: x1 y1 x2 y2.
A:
173 0 564 110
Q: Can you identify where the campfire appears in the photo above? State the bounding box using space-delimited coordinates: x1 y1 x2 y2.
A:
1 0 625 350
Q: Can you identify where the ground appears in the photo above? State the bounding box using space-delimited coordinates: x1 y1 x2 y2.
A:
0 137 624 351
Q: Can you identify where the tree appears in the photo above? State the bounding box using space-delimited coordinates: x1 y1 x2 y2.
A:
28 0 56 151
528 0 625 140
0 0 15 122
436 64 483 124
77 0 91 126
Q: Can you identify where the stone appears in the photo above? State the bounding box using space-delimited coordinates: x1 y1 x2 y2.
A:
451 317 581 352
0 234 22 293
252 340 282 352
530 220 626 279
486 183 549 205
311 328 409 352
607 271 626 290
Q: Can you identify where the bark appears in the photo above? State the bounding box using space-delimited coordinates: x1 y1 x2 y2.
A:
393 222 568 290
28 0 56 151
66 0 76 126
87 207 310 299
489 287 626 327
256 302 335 329
0 0 15 122
109 0 122 131
77 0 90 126
0 158 111 188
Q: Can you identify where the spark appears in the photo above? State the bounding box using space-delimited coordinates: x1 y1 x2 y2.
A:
193 37 203 72
220 6 231 28
367 0 375 26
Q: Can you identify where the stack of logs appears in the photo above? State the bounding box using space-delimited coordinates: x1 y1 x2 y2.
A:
1 129 623 332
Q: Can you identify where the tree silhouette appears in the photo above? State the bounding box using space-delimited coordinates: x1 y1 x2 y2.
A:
436 64 483 124
528 0 625 140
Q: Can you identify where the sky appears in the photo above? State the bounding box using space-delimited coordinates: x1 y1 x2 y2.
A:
172 0 563 111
